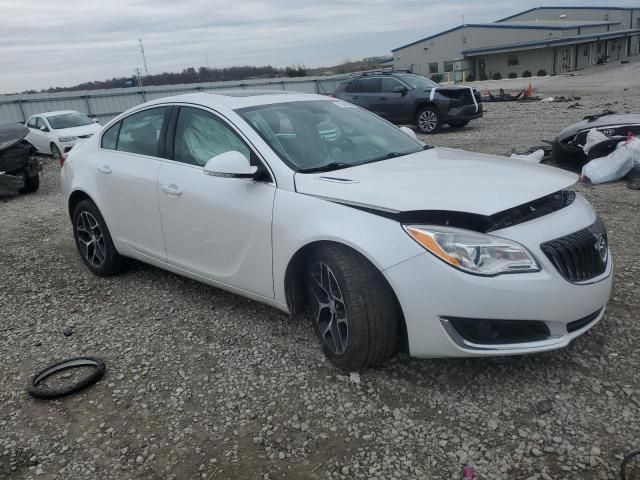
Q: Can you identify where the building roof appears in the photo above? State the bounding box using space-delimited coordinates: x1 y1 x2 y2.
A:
461 27 640 56
496 5 635 23
392 20 621 52
392 5 634 52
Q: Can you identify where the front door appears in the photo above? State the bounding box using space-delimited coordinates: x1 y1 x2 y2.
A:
375 77 412 122
158 106 275 298
94 106 170 261
27 117 49 152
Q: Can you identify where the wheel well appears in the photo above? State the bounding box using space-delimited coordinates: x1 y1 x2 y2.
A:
414 102 437 120
68 190 92 219
284 240 408 352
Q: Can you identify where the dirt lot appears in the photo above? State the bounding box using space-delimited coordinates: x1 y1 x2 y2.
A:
1 64 639 480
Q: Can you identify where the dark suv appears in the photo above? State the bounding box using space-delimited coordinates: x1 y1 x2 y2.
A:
334 72 482 134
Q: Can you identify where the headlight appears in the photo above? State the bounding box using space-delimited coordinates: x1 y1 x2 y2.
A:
403 225 539 276
58 136 77 143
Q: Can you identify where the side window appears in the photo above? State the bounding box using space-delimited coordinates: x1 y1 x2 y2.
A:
101 121 121 150
357 78 382 93
173 107 250 167
117 107 168 157
382 78 403 93
27 117 38 128
345 81 358 93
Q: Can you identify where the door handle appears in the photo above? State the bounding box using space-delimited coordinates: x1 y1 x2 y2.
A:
378 97 387 100
97 165 112 174
351 96 359 100
161 184 183 196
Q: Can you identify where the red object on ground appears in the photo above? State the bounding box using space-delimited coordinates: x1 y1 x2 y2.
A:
525 82 533 97
463 466 477 479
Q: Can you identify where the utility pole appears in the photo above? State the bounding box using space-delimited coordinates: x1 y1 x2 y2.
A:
134 68 143 87
139 38 150 77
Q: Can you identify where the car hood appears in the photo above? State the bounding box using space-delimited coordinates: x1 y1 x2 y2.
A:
294 148 578 216
54 123 102 137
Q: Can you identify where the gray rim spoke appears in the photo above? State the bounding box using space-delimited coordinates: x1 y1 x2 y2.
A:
309 261 349 355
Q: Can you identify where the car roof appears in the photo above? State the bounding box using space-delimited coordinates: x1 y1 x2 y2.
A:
32 110 82 118
140 90 332 110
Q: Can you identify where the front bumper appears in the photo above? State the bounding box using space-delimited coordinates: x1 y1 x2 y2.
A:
383 194 613 358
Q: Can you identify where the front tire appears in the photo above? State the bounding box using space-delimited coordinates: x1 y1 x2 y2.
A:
72 199 125 276
50 143 62 162
306 245 398 371
415 106 441 134
19 170 39 194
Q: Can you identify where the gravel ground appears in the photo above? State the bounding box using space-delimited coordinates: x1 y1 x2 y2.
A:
1 69 639 480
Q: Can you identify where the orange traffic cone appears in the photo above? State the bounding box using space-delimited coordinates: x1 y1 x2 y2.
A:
525 82 533 98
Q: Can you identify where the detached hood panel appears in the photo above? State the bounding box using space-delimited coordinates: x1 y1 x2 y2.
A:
295 148 578 216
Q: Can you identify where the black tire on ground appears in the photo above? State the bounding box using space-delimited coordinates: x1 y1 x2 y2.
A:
72 199 126 276
18 170 39 194
415 106 442 134
27 357 106 400
50 143 62 162
449 121 469 128
306 244 398 371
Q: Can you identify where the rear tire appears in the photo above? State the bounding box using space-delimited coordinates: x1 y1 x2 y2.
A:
72 199 126 276
306 244 398 371
415 106 441 134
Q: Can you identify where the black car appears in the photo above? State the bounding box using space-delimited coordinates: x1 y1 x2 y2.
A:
0 123 39 196
333 72 482 134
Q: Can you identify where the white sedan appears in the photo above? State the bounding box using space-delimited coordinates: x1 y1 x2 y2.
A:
26 110 101 161
60 92 612 371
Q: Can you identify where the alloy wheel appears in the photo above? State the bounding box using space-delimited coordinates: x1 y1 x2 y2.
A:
418 111 438 132
76 211 106 268
309 261 349 355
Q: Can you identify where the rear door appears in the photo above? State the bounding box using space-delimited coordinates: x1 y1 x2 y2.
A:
343 78 381 113
27 117 49 152
94 106 170 261
157 106 275 298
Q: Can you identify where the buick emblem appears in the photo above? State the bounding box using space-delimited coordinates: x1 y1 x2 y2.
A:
595 234 608 263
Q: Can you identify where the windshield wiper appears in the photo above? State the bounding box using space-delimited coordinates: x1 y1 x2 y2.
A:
298 162 352 174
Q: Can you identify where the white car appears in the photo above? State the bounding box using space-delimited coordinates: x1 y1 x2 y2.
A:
60 92 613 371
25 110 101 161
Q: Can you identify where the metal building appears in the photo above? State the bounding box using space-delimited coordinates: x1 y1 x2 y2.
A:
392 6 640 81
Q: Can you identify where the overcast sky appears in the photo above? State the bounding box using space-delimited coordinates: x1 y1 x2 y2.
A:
0 0 636 93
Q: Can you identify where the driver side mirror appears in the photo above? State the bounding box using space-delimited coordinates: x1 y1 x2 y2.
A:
203 151 257 179
39 125 49 132
393 85 408 95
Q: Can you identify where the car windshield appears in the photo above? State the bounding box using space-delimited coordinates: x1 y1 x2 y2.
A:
397 74 440 90
46 112 93 129
236 100 425 172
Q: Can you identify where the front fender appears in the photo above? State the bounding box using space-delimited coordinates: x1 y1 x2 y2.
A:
272 189 424 305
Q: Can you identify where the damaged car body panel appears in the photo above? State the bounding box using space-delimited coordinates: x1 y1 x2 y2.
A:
552 112 640 165
0 123 40 196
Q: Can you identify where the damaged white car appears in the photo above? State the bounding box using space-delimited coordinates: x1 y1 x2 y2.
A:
60 92 613 371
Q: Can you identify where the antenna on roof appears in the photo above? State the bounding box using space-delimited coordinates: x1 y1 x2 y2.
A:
139 38 150 77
